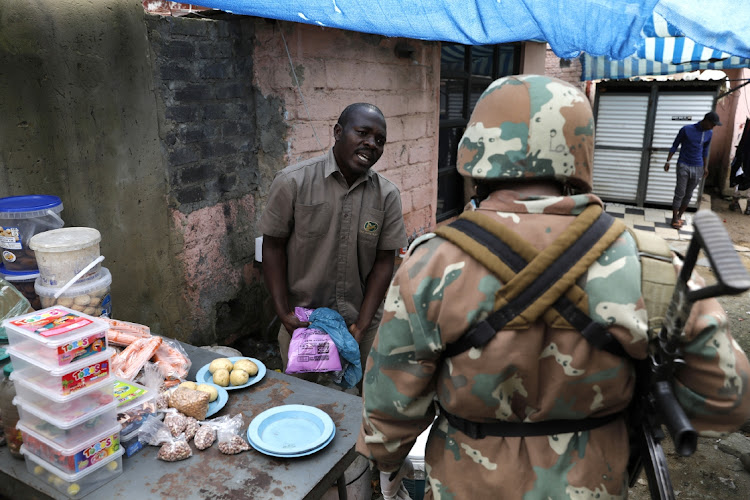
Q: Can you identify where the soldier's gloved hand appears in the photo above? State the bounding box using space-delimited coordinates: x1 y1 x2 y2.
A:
379 459 414 500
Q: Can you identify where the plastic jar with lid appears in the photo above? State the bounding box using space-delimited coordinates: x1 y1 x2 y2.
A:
0 195 64 272
0 363 23 458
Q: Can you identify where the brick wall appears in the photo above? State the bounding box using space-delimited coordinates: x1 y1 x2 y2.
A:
252 21 441 239
146 15 258 212
544 47 586 92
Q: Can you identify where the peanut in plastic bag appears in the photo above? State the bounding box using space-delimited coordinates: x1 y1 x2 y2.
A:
157 434 192 462
216 414 250 454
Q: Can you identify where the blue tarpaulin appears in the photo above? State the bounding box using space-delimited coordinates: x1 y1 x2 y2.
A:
194 0 750 63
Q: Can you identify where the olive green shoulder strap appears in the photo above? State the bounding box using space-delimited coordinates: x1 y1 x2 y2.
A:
626 227 676 336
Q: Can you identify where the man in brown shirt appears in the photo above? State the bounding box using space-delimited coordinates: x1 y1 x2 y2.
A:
260 103 407 385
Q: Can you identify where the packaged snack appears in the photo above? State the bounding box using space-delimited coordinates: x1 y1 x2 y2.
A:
216 414 250 455
163 410 189 437
193 424 215 450
153 337 191 381
157 435 192 462
112 336 162 380
168 387 210 421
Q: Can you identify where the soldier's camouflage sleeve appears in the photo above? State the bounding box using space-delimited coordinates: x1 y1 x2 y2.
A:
674 293 750 435
356 243 441 473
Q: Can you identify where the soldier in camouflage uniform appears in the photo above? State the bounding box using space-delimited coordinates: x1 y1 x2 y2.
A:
357 75 750 499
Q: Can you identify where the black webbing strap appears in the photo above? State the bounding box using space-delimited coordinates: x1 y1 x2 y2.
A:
443 212 627 358
439 402 622 438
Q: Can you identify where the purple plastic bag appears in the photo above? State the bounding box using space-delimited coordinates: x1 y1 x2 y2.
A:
285 307 343 374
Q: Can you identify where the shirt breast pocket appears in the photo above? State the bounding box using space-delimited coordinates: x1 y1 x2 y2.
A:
294 202 331 239
358 207 385 246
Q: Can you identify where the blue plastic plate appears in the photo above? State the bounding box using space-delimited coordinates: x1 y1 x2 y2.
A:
195 357 267 391
248 426 336 458
205 385 229 418
247 404 335 455
0 346 8 362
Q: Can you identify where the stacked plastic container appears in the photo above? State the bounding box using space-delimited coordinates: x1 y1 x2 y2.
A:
28 227 112 318
2 306 123 497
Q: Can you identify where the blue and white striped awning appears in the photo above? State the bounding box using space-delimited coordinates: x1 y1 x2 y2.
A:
581 12 750 80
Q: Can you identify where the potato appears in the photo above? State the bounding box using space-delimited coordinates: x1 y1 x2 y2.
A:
208 358 233 374
233 359 258 376
179 381 198 391
196 383 218 402
229 369 249 386
213 368 230 387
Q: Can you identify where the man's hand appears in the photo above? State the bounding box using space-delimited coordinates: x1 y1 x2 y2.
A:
348 323 364 342
664 161 670 172
703 167 709 178
281 311 308 335
379 460 414 500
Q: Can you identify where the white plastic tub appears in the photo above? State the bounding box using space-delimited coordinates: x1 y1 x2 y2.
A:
28 227 101 287
35 268 112 318
22 445 123 497
14 395 118 450
10 374 115 424
3 306 108 368
18 421 121 474
7 346 113 396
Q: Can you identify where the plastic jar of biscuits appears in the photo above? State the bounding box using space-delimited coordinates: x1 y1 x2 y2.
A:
34 267 112 318
0 264 41 310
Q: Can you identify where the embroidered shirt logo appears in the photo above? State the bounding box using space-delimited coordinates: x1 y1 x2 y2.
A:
363 221 379 233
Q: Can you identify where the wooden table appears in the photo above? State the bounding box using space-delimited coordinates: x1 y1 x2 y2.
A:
0 339 363 499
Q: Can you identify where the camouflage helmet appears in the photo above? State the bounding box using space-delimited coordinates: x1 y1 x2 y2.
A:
456 74 594 192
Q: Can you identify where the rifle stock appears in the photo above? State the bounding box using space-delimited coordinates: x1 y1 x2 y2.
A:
628 211 750 499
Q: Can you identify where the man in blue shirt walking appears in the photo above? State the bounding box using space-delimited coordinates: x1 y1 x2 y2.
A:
663 111 722 228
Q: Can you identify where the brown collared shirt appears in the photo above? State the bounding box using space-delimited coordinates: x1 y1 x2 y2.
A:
260 149 407 327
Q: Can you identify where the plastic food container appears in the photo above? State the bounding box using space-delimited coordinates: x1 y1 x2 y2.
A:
22 445 123 497
7 346 113 396
3 306 108 368
0 195 64 272
10 374 115 423
120 426 145 458
19 421 121 474
114 379 156 436
14 396 118 450
28 227 101 287
0 264 41 310
35 269 112 318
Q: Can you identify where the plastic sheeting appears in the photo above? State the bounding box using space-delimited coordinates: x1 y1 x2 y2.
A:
194 0 660 60
192 1 750 61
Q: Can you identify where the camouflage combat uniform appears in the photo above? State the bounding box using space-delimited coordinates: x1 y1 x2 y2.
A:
357 75 750 500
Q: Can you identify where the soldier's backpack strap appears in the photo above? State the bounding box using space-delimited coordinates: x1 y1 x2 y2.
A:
625 227 675 337
435 205 627 358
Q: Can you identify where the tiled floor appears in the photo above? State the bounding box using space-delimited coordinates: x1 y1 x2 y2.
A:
603 203 693 242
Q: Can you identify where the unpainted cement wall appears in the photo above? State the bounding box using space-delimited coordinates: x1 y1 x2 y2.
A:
0 0 187 336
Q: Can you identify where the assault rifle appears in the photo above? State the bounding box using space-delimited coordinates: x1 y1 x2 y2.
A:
627 210 750 499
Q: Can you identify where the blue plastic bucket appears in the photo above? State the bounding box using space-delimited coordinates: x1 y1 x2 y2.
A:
0 195 64 272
